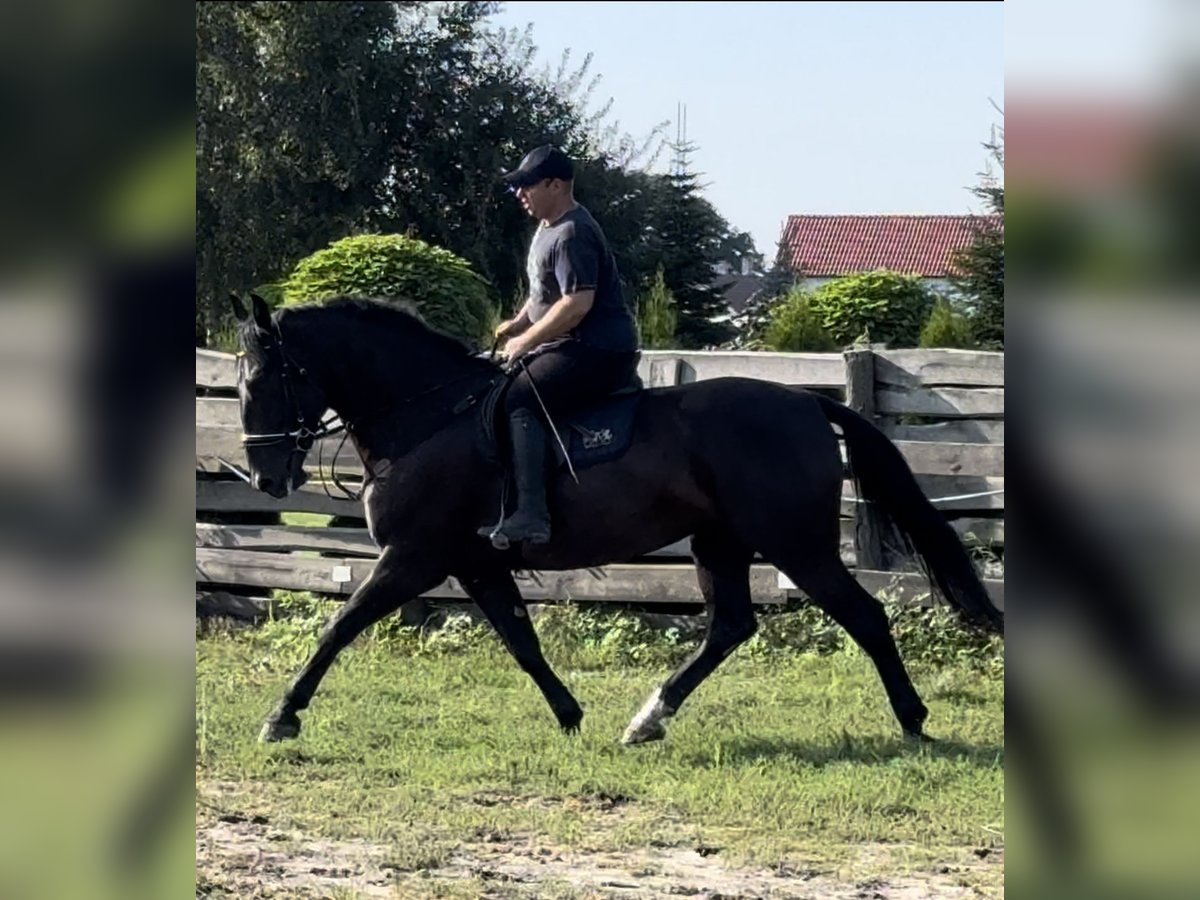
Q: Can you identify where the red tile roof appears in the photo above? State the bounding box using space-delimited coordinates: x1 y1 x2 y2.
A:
780 214 1001 278
1008 101 1152 193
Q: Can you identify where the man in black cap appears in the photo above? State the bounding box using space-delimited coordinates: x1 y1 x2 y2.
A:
481 144 640 546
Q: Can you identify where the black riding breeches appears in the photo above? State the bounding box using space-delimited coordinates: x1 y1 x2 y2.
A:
504 340 640 422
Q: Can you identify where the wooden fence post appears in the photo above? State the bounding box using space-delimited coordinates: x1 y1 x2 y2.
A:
844 349 888 571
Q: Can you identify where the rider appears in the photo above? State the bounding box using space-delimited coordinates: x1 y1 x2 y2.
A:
481 144 641 546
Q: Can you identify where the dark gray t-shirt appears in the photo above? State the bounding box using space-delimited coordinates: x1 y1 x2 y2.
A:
525 205 638 352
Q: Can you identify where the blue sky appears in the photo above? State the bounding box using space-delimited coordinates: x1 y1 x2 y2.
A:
485 1 1004 260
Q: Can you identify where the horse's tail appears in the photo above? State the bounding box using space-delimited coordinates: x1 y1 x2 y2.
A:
815 394 1004 634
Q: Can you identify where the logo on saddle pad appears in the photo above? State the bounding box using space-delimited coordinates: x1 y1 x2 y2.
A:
553 391 642 472
575 425 614 450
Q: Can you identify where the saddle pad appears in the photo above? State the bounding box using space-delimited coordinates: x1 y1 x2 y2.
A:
552 390 643 472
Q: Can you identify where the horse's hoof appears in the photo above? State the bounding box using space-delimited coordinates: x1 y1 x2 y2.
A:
904 728 935 745
558 708 584 735
259 712 301 743
621 719 667 745
622 688 672 745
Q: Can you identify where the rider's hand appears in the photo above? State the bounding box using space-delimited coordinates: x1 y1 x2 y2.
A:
502 335 531 361
495 318 517 339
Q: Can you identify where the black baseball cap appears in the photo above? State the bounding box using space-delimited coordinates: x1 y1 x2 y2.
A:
502 144 575 188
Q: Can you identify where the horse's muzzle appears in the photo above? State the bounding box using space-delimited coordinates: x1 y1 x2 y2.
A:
253 473 290 499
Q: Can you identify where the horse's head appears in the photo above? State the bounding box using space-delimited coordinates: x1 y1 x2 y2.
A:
229 293 328 499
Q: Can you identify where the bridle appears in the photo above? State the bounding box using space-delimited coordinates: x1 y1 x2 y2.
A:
235 322 505 500
239 325 342 456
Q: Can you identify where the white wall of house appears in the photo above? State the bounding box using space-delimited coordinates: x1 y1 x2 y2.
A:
713 258 758 277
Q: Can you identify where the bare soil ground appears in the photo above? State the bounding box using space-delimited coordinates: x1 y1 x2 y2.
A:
196 806 1002 899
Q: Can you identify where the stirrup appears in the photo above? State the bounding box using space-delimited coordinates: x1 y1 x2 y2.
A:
478 522 512 550
486 516 550 549
504 516 551 545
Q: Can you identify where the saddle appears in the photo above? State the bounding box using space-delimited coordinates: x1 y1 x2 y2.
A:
478 369 645 474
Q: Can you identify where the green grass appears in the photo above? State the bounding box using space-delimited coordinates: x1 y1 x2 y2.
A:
279 512 333 527
197 602 1003 891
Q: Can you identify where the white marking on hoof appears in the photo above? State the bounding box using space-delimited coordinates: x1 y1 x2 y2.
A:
621 688 674 745
259 715 300 743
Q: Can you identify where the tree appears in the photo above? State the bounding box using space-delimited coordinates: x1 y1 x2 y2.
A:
372 6 592 304
197 1 421 343
723 293 774 350
714 229 765 275
197 2 602 342
571 133 751 349
196 3 763 352
919 296 977 349
761 287 838 352
635 266 678 349
950 118 1004 349
636 138 736 348
567 155 660 320
758 236 804 303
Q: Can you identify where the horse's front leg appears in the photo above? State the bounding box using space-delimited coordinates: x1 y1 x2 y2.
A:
260 546 445 742
456 571 583 733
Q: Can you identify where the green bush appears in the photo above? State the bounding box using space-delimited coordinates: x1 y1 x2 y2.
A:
636 266 679 349
808 269 938 348
221 590 1002 675
919 296 978 349
279 233 498 345
761 287 839 352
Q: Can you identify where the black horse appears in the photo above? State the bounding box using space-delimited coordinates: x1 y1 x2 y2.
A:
229 292 1002 745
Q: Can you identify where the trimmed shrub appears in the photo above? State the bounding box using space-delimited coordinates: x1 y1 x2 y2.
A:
280 233 498 345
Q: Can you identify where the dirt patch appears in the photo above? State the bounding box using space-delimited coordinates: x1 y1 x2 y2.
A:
470 789 634 814
196 811 1001 899
414 839 1000 899
197 816 396 898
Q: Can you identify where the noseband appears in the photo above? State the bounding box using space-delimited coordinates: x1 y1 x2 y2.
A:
239 322 500 500
239 325 341 456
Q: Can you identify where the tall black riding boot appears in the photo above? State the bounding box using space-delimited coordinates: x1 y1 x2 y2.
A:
489 409 551 547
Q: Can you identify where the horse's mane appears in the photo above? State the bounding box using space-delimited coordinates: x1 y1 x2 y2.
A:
265 295 489 364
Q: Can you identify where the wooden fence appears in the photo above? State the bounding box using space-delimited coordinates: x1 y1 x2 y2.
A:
196 347 1003 615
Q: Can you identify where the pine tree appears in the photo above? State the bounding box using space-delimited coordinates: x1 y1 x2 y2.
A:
951 119 1004 349
919 296 977 349
643 136 736 348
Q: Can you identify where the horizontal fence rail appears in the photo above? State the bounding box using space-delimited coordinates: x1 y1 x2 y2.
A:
196 345 1003 613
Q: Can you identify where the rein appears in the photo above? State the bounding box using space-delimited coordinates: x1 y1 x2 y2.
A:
318 368 496 502
240 323 502 502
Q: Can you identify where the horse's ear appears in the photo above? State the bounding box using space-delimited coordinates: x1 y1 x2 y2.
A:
249 293 273 331
229 292 249 322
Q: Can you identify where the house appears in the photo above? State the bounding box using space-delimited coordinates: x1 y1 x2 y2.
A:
712 269 767 314
777 213 1001 296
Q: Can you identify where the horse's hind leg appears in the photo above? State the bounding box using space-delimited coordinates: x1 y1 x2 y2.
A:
456 570 583 733
260 546 446 742
623 529 757 745
773 548 929 739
